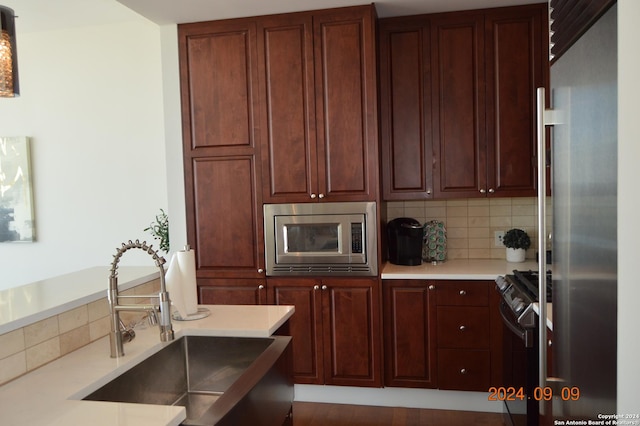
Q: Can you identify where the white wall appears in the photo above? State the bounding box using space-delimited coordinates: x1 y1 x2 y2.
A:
617 0 640 413
0 19 168 289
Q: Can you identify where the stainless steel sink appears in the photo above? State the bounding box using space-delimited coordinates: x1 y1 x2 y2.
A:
83 335 293 426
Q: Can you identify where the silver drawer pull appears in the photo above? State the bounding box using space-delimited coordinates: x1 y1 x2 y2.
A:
460 368 467 374
459 325 466 331
459 290 467 296
313 285 320 290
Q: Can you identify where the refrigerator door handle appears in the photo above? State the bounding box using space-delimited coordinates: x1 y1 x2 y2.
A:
536 87 563 415
536 87 548 402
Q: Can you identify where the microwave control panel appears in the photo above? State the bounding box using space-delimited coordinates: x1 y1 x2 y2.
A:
351 223 364 253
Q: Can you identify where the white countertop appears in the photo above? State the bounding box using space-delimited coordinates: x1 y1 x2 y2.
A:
381 259 539 280
0 304 295 426
0 266 160 334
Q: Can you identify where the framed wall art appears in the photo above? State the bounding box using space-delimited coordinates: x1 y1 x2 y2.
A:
0 136 35 242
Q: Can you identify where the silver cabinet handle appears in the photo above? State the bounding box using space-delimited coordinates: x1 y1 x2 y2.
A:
257 268 264 273
318 193 325 199
428 285 435 290
258 285 264 290
488 188 495 193
459 325 466 331
310 193 317 199
321 285 328 290
479 189 486 193
313 285 320 290
459 290 466 296
427 190 432 195
460 368 467 374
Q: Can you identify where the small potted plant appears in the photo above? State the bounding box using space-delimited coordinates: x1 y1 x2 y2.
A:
503 228 530 263
144 209 169 253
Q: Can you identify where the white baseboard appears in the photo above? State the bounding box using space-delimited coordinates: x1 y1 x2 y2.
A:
294 384 506 414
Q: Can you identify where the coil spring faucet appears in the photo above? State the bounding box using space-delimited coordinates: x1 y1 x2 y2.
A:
108 239 175 357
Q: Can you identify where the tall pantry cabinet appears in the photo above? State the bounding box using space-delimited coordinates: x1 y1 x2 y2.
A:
178 6 382 387
179 19 267 304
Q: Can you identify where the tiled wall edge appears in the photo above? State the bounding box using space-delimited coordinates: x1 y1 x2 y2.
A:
0 278 161 386
387 197 553 261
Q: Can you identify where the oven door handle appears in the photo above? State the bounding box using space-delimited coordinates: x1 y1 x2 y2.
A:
499 300 534 348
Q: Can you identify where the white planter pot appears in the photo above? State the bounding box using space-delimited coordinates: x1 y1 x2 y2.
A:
506 247 526 263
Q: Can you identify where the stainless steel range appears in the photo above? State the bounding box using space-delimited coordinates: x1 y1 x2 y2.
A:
495 269 552 426
496 270 552 333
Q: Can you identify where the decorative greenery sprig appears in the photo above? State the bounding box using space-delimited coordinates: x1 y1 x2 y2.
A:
503 228 531 250
144 209 169 253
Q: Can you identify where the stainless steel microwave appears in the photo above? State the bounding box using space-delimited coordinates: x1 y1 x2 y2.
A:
263 202 377 276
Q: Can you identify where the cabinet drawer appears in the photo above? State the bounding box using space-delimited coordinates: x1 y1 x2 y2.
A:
434 281 489 306
437 306 489 349
437 349 491 391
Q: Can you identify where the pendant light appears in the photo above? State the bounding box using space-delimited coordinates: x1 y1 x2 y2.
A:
0 5 18 97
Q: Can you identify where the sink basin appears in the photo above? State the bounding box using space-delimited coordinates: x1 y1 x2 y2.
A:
83 335 293 426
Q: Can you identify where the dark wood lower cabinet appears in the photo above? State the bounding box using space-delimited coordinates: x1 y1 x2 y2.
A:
382 280 437 388
199 279 267 305
268 277 381 387
383 279 504 392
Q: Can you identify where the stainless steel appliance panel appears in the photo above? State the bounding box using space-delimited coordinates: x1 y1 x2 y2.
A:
548 4 617 420
264 201 377 276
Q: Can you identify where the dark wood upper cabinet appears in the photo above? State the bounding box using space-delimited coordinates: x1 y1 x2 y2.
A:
180 19 259 151
379 3 549 200
485 5 548 197
431 11 487 199
257 14 317 202
259 6 379 203
379 19 433 200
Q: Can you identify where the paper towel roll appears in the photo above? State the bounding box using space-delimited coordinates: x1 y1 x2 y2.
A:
165 248 198 317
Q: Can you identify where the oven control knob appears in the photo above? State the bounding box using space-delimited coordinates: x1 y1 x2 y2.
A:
511 296 523 308
495 276 509 291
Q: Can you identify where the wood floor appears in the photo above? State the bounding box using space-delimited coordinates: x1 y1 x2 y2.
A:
293 402 506 426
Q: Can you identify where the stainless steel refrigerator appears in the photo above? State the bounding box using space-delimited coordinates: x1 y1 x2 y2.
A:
538 3 617 422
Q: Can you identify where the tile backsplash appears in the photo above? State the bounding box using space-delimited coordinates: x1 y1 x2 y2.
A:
0 278 160 386
386 197 552 261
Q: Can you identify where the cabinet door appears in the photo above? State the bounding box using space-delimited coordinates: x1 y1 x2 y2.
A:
379 19 434 200
485 4 547 197
185 156 264 279
258 13 318 203
321 277 381 387
431 12 487 199
198 279 266 305
179 19 260 150
382 280 437 388
313 6 379 202
268 278 324 384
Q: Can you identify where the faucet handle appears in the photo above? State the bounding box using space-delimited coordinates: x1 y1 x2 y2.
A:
147 309 158 326
118 319 136 343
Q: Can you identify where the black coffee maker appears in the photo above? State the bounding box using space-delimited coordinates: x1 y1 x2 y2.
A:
387 218 423 266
